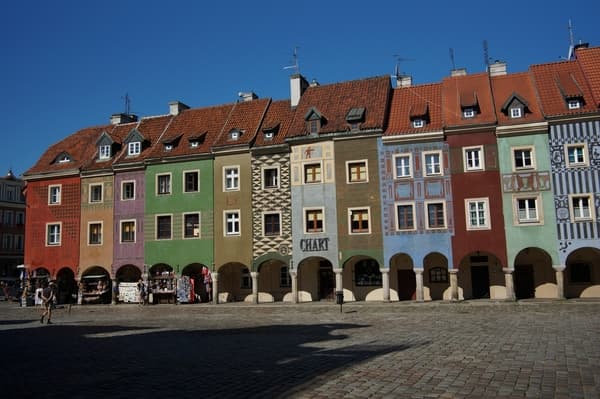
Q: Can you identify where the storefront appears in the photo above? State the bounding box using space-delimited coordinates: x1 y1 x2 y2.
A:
148 264 176 304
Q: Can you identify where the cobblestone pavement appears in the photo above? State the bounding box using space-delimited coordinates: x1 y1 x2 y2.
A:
1 300 599 399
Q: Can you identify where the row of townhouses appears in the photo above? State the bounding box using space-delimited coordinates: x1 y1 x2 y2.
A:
22 44 600 305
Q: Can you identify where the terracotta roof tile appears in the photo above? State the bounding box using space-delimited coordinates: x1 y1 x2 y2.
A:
212 98 271 149
113 115 173 165
490 72 545 126
288 76 391 137
254 99 296 147
442 73 497 127
575 46 600 107
530 58 596 117
384 83 443 136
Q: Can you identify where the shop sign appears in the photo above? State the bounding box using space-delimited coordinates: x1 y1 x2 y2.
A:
299 237 329 252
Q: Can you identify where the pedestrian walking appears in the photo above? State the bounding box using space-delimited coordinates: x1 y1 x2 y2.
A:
137 279 146 305
40 281 56 324
203 268 213 302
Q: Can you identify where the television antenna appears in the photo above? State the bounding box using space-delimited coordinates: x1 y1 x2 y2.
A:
567 19 575 59
449 48 456 70
391 54 414 78
121 93 132 115
283 47 300 74
483 40 491 67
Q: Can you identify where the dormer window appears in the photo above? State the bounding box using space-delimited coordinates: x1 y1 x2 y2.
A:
309 120 319 134
99 145 111 160
190 141 199 148
501 93 529 120
510 107 522 118
57 154 71 163
188 131 207 149
304 107 325 135
568 99 581 110
165 144 173 151
229 129 242 141
346 107 365 130
460 91 478 119
463 108 475 118
128 142 141 156
412 119 425 128
264 131 274 140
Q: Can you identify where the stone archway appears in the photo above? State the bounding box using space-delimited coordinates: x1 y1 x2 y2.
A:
565 247 600 298
390 253 414 301
423 252 449 301
513 247 555 299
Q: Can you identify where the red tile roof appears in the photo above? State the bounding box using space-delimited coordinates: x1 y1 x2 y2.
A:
384 83 443 136
490 72 545 126
212 98 271 149
530 59 596 117
442 73 497 127
113 115 173 166
575 46 600 107
288 76 391 137
254 99 296 147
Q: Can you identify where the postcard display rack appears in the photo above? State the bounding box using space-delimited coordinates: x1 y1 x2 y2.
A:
149 272 176 304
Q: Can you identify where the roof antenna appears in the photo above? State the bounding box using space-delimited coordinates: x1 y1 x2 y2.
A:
392 54 414 78
483 40 491 68
121 93 131 115
449 48 456 70
283 47 300 74
567 19 575 60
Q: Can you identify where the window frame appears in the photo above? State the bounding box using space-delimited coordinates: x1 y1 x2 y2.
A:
89 183 103 203
99 144 111 160
304 207 325 234
46 222 61 246
393 153 413 179
263 212 282 237
121 181 135 201
183 170 200 193
303 162 322 184
465 198 491 230
425 200 447 230
395 202 416 231
569 193 595 222
512 146 536 171
183 212 201 239
354 259 382 287
155 214 172 240
565 143 589 168
423 151 443 177
120 220 136 243
509 107 522 118
48 185 61 205
348 207 371 235
463 108 475 118
429 267 448 283
88 221 103 245
513 194 542 225
224 210 241 236
262 166 280 190
223 166 240 191
156 173 172 195
128 141 141 156
346 160 368 184
412 119 425 128
567 99 581 110
280 266 291 288
463 145 484 172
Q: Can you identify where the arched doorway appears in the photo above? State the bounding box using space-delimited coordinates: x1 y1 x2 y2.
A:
56 268 76 305
513 248 554 299
390 253 415 301
257 259 290 302
565 248 600 298
345 256 381 301
217 262 252 302
296 257 333 302
181 263 206 303
458 252 504 300
80 266 112 304
423 252 449 301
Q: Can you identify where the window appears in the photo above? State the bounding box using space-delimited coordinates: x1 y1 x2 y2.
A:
463 108 475 118
513 147 534 170
156 215 172 239
570 263 591 283
224 167 239 191
99 145 111 160
2 234 12 250
184 213 200 238
121 220 136 243
263 213 281 236
57 154 70 163
229 129 241 140
157 174 171 195
16 212 24 225
304 163 322 184
128 141 141 156
48 185 61 205
570 194 594 222
510 107 522 118
164 144 173 151
568 99 581 110
425 201 446 229
89 184 103 203
241 268 252 289
122 181 135 200
305 208 324 233
3 211 13 225
184 171 199 193
349 208 370 234
190 141 199 148
309 120 319 134
423 152 442 176
88 222 102 245
354 259 382 286
263 167 279 189
466 198 490 230
225 211 240 236
429 267 448 283
347 161 368 183
395 203 415 231
15 235 23 250
412 119 424 128
46 223 61 246
463 146 484 171
393 154 412 179
565 144 588 167
264 131 274 140
280 266 291 287
515 196 540 224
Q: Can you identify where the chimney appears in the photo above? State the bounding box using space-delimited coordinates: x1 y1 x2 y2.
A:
238 92 258 102
290 74 309 107
488 61 507 77
110 113 138 125
451 68 467 77
396 75 412 88
169 101 190 115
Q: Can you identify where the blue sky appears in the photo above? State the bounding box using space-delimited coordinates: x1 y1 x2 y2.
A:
2 0 598 177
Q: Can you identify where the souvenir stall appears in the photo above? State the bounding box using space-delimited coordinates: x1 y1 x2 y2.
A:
176 275 194 304
80 274 112 304
148 265 176 304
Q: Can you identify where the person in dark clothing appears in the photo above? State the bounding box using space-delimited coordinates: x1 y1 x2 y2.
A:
40 281 56 324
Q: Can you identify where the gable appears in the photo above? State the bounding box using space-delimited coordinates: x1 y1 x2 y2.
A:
124 128 145 144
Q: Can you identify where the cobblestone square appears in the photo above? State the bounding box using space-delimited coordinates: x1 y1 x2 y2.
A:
1 300 599 398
